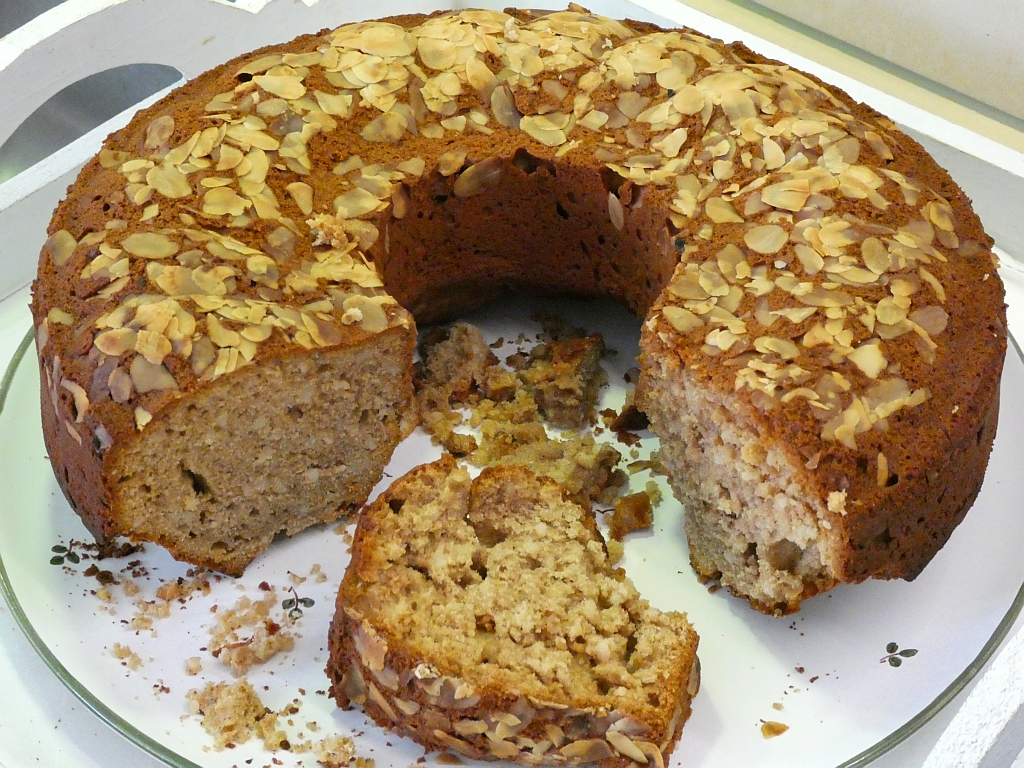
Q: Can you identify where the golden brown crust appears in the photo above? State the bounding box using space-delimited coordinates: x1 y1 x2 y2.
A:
31 8 1005 599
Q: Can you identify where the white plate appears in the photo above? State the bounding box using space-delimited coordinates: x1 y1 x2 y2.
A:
2 296 1023 768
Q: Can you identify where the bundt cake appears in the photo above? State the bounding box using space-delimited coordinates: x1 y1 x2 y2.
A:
326 455 700 766
31 7 1006 609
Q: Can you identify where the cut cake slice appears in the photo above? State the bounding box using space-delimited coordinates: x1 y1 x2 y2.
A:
326 455 699 766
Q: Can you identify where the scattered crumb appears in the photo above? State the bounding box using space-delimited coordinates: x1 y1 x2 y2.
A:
209 590 295 676
313 733 356 766
772 702 783 711
761 720 789 738
187 680 286 750
605 538 625 565
310 564 328 583
111 642 142 670
185 656 202 676
608 491 654 540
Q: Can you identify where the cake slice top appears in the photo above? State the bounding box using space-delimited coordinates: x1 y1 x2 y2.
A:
339 455 698 730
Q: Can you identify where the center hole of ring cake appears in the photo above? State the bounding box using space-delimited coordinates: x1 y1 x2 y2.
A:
375 154 679 326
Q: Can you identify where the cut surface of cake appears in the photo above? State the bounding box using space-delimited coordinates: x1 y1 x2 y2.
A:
327 455 699 766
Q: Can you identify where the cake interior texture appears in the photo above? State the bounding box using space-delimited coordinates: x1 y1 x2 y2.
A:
99 328 414 575
328 455 699 765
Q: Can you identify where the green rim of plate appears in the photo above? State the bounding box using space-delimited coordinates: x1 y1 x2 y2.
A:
0 330 200 768
2 324 1024 768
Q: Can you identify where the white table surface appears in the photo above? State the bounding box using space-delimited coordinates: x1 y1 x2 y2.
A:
3 265 1024 767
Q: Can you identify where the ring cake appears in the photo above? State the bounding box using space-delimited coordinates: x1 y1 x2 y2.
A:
31 8 1006 611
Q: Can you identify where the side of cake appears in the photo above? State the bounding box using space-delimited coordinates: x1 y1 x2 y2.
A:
326 455 700 766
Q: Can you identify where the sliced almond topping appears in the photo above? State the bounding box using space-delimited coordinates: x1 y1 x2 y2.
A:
453 157 503 197
909 305 948 336
361 111 408 143
608 193 625 231
438 148 469 177
285 182 314 215
203 187 251 217
144 115 175 149
334 188 384 219
146 165 192 199
847 341 887 379
46 230 78 267
761 179 810 212
705 197 743 224
253 74 307 100
744 224 788 254
130 356 178 393
121 232 178 259
662 305 703 333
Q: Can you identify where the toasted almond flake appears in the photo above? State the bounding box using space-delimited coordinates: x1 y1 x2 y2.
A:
334 188 383 219
418 37 457 70
579 110 610 131
662 305 703 333
146 165 192 199
755 336 800 359
361 110 407 143
285 182 314 215
129 352 178 392
46 230 77 267
520 115 566 147
438 148 469 177
253 74 306 100
203 187 250 217
342 294 388 333
761 179 810 212
608 193 625 231
145 115 175 149
606 730 648 763
909 305 948 336
672 85 705 115
877 452 889 487
918 266 946 302
744 224 788 254
121 232 178 259
490 84 522 129
705 197 743 224
847 341 887 379
465 56 495 92
453 157 503 197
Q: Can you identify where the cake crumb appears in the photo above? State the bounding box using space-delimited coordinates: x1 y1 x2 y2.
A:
209 590 295 676
186 680 286 750
761 720 789 738
185 656 202 676
111 642 142 670
608 490 653 540
313 733 356 766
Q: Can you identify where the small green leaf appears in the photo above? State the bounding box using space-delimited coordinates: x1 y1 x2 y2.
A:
299 597 315 607
51 545 68 553
899 649 918 658
66 552 80 564
889 656 902 667
282 598 296 610
50 555 65 566
886 642 899 654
